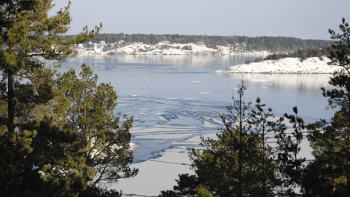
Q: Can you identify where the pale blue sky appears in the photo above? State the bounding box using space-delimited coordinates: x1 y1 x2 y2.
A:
50 0 350 40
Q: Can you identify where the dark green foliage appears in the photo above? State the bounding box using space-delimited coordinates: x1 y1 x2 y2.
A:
328 18 350 68
0 1 99 196
78 186 123 197
254 57 264 62
0 1 136 197
159 18 350 197
264 47 333 61
159 79 255 196
244 60 251 64
160 80 283 197
304 114 349 197
265 52 284 60
0 0 101 134
275 107 306 196
159 190 180 197
304 17 350 196
171 174 199 196
182 45 192 50
160 183 218 197
301 157 343 197
86 33 333 53
54 64 138 186
188 79 260 197
187 186 219 197
0 130 44 197
249 97 282 197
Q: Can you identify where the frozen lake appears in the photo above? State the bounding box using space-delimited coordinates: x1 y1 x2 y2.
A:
60 55 335 196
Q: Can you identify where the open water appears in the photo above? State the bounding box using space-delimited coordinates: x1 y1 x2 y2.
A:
60 55 335 163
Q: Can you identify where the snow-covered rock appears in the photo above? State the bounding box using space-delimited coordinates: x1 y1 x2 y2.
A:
76 42 270 56
215 57 344 74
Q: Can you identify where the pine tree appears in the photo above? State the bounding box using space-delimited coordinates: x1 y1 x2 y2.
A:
0 0 101 134
54 64 138 187
275 107 306 196
160 79 281 197
303 116 347 197
188 79 259 196
249 97 281 197
0 1 137 196
305 17 350 196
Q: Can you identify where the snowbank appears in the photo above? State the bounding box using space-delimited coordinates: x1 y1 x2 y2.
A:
215 57 344 74
76 42 270 56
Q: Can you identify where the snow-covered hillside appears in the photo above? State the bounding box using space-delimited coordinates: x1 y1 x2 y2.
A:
215 57 344 74
76 41 269 56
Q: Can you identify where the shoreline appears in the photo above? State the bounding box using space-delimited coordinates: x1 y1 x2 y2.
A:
76 42 270 56
215 56 343 74
76 51 270 56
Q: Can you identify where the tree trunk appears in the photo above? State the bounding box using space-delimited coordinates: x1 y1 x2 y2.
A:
238 93 243 197
347 91 350 196
263 129 266 197
8 70 14 133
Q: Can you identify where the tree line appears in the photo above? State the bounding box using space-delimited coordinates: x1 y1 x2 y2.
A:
63 33 334 53
262 46 334 62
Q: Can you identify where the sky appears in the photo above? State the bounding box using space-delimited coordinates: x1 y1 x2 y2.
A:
49 0 350 40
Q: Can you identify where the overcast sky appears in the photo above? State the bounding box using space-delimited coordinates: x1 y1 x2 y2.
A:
50 0 350 40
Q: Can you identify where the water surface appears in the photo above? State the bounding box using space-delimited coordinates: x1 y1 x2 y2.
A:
60 55 335 163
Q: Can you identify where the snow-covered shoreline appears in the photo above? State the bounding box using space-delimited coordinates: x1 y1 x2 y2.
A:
215 57 344 74
76 41 270 56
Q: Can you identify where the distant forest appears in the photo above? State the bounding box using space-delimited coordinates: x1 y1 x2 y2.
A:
262 46 334 61
81 33 334 52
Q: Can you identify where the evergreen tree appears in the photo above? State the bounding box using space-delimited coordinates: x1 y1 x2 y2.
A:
53 65 138 187
305 17 350 196
0 1 136 196
249 97 281 197
304 116 347 197
160 80 282 197
275 107 306 196
0 0 101 134
185 79 260 196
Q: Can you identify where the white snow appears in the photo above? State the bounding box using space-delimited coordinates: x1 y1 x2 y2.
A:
112 146 193 196
215 57 344 74
76 41 270 56
90 142 139 159
111 124 216 196
129 142 139 149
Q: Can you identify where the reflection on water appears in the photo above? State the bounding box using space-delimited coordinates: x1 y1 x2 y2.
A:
225 73 333 93
59 55 336 163
66 54 265 70
222 73 334 124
